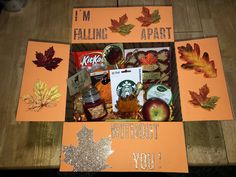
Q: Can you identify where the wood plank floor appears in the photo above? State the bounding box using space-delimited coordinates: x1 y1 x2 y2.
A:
0 0 235 168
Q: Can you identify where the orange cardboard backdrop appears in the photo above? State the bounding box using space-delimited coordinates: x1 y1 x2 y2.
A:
16 41 70 121
72 6 174 43
14 5 235 173
60 122 188 172
175 37 233 121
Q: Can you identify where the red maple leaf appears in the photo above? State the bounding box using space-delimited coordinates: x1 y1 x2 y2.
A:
136 7 161 27
139 53 157 65
32 47 63 71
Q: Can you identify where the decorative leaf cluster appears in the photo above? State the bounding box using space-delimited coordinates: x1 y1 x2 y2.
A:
32 46 63 71
108 7 161 35
108 14 135 36
63 125 113 172
22 80 61 111
189 84 219 110
178 43 217 78
136 7 161 27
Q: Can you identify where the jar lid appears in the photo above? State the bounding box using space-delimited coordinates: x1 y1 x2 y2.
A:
82 86 100 103
146 84 172 105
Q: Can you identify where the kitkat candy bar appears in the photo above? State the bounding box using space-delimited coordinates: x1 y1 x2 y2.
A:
72 50 108 85
72 50 107 74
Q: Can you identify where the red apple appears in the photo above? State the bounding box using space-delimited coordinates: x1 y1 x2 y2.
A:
142 98 170 121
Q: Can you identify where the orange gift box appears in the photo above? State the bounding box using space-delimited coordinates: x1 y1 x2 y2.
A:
16 6 233 173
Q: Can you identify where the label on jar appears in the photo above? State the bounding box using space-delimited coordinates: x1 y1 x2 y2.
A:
88 104 106 119
146 84 172 104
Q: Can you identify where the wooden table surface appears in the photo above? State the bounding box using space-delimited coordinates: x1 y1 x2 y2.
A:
0 0 235 169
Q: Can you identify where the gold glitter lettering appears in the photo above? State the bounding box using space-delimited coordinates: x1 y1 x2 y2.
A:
130 124 134 138
140 153 147 169
124 124 129 139
153 124 158 140
111 124 120 139
133 153 139 169
111 123 158 140
132 152 156 170
148 153 155 170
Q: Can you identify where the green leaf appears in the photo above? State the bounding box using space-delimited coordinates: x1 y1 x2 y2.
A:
118 24 135 35
151 10 161 23
201 96 220 110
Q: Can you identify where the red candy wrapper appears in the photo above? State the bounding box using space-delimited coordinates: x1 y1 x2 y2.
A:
73 50 107 73
72 50 108 85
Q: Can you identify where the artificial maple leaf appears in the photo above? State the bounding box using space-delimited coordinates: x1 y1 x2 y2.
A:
136 7 161 27
139 53 157 65
157 49 169 62
189 84 219 110
32 46 63 71
108 14 135 36
63 125 113 172
22 80 61 111
178 43 217 78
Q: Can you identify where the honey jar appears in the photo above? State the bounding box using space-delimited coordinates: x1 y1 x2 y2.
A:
82 86 107 121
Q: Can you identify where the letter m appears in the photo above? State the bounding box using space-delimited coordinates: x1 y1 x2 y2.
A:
83 11 90 21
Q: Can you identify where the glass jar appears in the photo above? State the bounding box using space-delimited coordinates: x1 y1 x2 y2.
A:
82 86 107 121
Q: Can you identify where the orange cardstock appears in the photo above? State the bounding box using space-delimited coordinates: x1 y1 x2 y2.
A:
16 41 70 121
72 6 174 43
14 5 235 173
60 122 188 172
175 37 233 121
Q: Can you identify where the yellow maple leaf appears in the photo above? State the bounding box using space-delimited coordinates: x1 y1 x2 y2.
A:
22 80 61 111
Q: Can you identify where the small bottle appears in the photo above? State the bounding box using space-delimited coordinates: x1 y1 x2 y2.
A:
82 86 107 121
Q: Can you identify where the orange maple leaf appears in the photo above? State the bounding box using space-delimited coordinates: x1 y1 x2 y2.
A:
108 14 134 36
189 84 219 110
139 53 157 65
178 43 217 78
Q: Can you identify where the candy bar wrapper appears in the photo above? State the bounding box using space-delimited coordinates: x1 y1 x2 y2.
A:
124 47 170 88
67 69 91 96
72 50 108 85
110 67 143 112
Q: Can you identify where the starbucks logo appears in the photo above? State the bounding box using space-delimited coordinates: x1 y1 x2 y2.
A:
116 80 136 98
